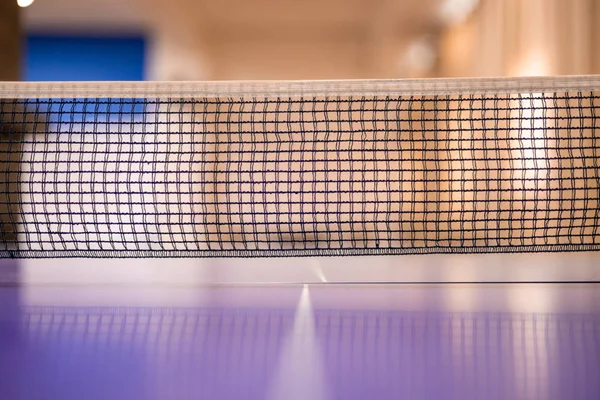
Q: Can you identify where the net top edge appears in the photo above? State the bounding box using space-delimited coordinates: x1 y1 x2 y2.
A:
1 75 599 99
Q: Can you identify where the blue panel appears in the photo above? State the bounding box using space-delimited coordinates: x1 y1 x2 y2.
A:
34 98 147 126
24 35 145 81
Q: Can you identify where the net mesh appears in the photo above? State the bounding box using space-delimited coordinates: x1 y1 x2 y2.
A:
0 78 599 257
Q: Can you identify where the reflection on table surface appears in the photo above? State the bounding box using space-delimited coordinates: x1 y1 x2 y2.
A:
0 284 599 400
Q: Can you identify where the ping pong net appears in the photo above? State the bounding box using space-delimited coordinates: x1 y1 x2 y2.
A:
0 76 598 258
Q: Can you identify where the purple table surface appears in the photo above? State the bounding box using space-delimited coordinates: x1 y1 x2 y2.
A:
0 283 599 400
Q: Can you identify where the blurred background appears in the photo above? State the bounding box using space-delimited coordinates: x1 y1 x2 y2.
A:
2 0 600 82
1 2 600 399
1 0 599 287
1 0 600 285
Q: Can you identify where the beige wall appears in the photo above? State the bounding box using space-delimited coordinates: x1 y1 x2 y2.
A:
150 30 420 81
138 0 441 81
149 0 600 81
438 0 600 77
